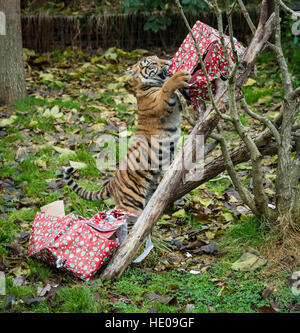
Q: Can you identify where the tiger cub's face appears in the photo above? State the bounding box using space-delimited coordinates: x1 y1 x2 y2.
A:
131 56 171 86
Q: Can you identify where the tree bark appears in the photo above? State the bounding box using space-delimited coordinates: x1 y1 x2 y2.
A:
0 0 26 105
170 131 288 203
100 12 276 280
272 0 299 223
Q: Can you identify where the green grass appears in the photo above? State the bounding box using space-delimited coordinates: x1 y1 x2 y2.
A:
27 259 53 282
55 287 101 313
242 87 274 105
0 208 36 255
14 96 80 112
220 216 280 262
205 179 232 196
2 261 298 313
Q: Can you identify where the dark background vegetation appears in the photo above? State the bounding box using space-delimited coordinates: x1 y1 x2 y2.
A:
19 1 299 53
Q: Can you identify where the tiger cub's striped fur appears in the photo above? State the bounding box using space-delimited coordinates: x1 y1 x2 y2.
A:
63 56 191 214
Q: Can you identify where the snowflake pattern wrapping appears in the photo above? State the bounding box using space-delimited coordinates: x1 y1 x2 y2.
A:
168 20 246 112
28 210 137 281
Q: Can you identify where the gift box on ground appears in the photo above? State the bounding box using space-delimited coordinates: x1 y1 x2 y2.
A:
168 20 246 112
28 209 136 281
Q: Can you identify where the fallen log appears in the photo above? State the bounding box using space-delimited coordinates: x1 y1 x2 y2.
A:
100 7 276 280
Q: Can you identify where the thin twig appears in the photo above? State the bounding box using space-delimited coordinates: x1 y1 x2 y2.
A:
210 0 234 69
240 97 281 145
211 127 257 212
226 0 239 63
228 0 239 17
237 0 256 34
273 0 293 96
225 0 240 83
207 0 270 219
280 0 300 18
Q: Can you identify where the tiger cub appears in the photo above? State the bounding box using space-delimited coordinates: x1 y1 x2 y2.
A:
63 56 191 214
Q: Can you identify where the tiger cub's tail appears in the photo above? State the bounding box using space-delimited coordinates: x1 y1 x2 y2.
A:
63 167 110 202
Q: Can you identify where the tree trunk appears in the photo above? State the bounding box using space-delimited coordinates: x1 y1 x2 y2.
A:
0 0 26 105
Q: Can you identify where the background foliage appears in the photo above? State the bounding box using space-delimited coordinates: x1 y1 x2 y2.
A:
121 0 208 32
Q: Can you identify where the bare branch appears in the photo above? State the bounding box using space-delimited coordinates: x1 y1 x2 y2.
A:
272 0 293 96
280 0 300 18
272 0 299 215
171 119 298 203
227 80 269 218
210 0 234 68
226 0 239 63
236 12 276 88
221 3 270 218
237 0 256 34
259 0 275 28
228 0 239 17
211 128 256 212
240 97 281 145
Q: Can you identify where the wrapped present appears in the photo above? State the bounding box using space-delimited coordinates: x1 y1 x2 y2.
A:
168 20 246 113
28 209 137 281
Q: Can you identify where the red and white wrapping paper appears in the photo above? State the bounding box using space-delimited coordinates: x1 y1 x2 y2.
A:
28 210 137 281
169 20 246 112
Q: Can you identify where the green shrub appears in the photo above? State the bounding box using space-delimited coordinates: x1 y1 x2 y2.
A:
120 0 208 32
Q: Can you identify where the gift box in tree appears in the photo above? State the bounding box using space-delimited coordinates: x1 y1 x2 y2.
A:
168 20 246 113
28 210 136 281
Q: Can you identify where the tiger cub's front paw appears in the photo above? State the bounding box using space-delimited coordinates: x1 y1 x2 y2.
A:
168 70 191 90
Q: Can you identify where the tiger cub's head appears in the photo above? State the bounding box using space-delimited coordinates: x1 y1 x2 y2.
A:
130 56 171 87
